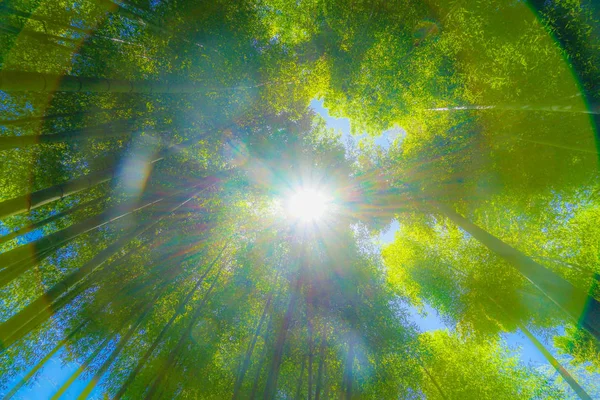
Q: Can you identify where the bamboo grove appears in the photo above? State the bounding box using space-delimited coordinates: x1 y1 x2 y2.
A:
1 0 599 398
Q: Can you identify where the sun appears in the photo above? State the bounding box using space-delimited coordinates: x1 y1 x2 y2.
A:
286 188 331 223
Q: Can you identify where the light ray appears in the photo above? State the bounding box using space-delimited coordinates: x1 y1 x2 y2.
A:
286 188 331 223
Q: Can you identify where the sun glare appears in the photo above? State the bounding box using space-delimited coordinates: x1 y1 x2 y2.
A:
287 188 330 223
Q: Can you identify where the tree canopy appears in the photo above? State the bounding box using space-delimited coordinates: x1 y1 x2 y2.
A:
1 0 599 398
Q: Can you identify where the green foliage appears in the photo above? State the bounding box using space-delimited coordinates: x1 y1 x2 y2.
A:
420 330 563 399
0 0 599 398
555 324 600 374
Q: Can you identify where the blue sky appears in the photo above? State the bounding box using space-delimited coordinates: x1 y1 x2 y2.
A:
7 349 90 399
308 99 595 398
309 99 402 152
0 100 593 398
378 219 549 366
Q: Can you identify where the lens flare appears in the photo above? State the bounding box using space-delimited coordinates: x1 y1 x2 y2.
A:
287 188 330 222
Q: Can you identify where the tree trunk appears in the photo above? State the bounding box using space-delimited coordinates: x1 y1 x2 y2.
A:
143 262 226 399
0 183 216 350
0 125 214 219
1 5 95 34
487 292 592 400
0 194 165 286
295 357 306 400
76 286 166 399
0 119 142 150
51 296 154 399
433 258 593 400
0 196 105 246
112 242 228 399
432 201 600 341
0 244 141 352
314 326 327 400
322 363 329 400
308 308 314 400
96 0 211 52
343 339 355 400
530 255 597 275
520 325 592 400
0 168 116 219
3 319 87 399
1 19 149 61
0 111 86 127
0 23 76 50
50 333 117 399
0 70 270 94
418 360 448 400
427 103 599 115
263 276 301 400
0 71 203 93
232 288 276 399
118 0 153 13
96 0 170 36
249 312 276 400
1 220 213 355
